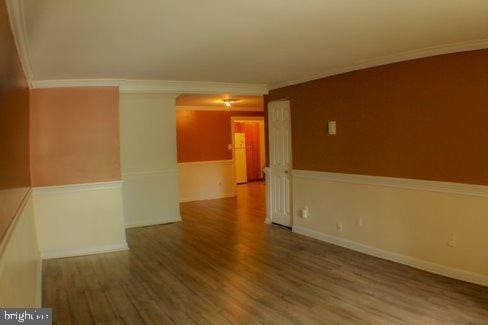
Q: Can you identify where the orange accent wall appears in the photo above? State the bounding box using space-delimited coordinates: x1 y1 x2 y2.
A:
0 1 31 241
30 87 121 186
266 49 488 185
176 110 263 163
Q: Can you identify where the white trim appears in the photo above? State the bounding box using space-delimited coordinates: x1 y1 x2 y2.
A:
31 79 268 95
292 226 488 287
177 105 264 112
264 167 272 224
31 79 124 89
120 80 268 95
6 0 33 88
41 243 129 260
178 159 233 167
125 217 181 229
292 169 488 198
180 193 235 203
33 181 123 195
269 38 488 90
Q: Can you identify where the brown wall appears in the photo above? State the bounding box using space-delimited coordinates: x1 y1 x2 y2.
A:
176 110 263 163
30 87 121 186
0 0 31 240
266 49 488 185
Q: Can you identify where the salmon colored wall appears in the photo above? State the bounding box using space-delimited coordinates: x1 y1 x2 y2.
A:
30 87 121 186
266 49 488 185
176 110 264 163
0 1 31 241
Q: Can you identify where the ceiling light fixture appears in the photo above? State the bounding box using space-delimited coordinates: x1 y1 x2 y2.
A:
222 99 238 108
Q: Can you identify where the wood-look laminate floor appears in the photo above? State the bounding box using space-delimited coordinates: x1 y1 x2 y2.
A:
43 181 488 324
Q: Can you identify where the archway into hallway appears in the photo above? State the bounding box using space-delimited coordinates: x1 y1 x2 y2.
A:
175 93 267 221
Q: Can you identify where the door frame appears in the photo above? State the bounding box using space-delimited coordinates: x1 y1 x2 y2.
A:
230 116 266 193
265 99 292 225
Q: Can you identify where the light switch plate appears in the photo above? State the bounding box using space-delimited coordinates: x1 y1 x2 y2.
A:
328 121 336 135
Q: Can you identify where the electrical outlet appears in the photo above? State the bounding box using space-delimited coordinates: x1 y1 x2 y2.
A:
328 121 337 135
357 217 363 227
301 207 309 219
447 233 455 247
336 222 343 233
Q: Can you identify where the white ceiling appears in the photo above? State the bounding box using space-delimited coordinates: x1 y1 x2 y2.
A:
17 0 488 88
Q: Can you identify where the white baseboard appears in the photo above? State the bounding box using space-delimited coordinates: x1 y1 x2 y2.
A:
125 216 181 229
293 226 488 287
41 243 129 260
179 192 235 203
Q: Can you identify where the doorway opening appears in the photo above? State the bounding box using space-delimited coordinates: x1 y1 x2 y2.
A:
231 117 266 185
174 94 266 210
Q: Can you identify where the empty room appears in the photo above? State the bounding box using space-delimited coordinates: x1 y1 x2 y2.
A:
0 0 487 323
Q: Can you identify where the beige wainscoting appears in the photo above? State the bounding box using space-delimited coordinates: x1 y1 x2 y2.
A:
33 182 128 259
178 160 236 202
122 169 180 228
0 191 42 306
292 169 488 286
119 93 181 228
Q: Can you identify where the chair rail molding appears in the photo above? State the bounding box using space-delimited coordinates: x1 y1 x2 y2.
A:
292 169 488 197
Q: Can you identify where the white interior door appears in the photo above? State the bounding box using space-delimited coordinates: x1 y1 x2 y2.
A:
267 100 292 227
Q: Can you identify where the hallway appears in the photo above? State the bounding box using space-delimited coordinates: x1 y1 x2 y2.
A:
43 182 488 323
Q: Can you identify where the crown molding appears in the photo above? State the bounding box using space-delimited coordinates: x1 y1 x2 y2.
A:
268 38 488 90
31 79 124 89
30 79 268 95
6 0 34 88
176 105 263 112
11 0 486 95
119 80 268 95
